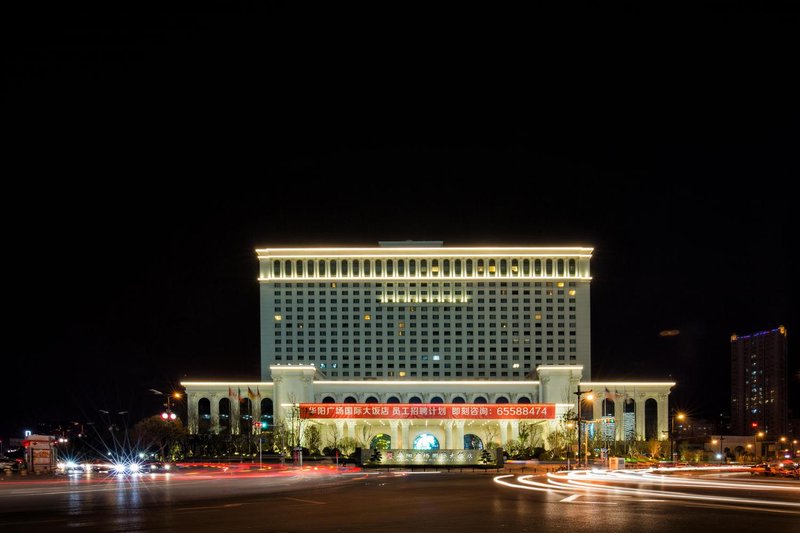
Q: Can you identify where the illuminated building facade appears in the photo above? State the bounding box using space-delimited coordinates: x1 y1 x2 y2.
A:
730 326 789 437
257 242 593 380
182 242 676 453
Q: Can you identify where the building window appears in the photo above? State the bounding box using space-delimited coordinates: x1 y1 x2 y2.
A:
466 259 473 276
569 258 577 276
535 259 542 275
546 259 553 276
431 259 439 275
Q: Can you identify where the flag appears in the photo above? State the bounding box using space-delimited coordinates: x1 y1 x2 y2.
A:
238 387 243 402
256 386 262 399
248 386 256 400
228 386 235 397
604 387 614 399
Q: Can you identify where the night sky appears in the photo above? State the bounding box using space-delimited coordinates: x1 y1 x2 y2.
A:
3 3 798 440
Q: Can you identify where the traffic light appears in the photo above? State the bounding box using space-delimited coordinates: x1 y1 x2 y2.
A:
261 421 268 430
751 422 758 428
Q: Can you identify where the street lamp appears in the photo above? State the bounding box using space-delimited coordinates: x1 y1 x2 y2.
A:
150 389 182 421
711 436 724 463
670 411 685 464
574 386 593 467
755 431 765 462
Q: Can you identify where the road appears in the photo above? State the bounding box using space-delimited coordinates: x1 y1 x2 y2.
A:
1 466 799 532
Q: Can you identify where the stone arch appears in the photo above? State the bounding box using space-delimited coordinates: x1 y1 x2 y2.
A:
219 398 231 434
473 396 487 404
198 398 211 434
408 396 422 404
451 396 466 403
387 396 400 403
260 398 274 430
365 396 379 403
240 398 253 435
602 398 616 417
464 434 484 450
371 434 391 450
430 396 444 403
413 433 439 450
495 396 509 404
645 398 658 440
344 396 357 403
322 396 336 403
517 396 531 404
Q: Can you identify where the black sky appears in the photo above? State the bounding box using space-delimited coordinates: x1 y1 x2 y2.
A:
3 2 798 439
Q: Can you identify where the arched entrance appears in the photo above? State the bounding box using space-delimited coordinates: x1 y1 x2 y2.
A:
219 398 231 434
240 398 253 435
260 398 273 430
413 434 440 450
198 398 211 434
645 398 658 440
464 434 484 450
371 434 391 449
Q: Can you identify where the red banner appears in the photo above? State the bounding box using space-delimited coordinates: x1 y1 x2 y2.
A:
299 403 555 420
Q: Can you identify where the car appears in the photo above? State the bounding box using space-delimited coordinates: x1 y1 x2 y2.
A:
0 456 20 471
141 461 173 473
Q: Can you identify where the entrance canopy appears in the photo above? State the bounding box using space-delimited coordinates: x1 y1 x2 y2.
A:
299 403 555 420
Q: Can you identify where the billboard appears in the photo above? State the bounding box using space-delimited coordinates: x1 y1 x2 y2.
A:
299 403 555 420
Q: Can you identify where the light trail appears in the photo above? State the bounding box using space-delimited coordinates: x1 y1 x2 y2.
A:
493 468 800 514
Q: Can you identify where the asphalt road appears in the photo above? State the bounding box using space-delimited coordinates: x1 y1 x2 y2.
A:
1 468 799 532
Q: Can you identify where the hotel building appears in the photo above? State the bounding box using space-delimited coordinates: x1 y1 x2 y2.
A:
183 242 675 455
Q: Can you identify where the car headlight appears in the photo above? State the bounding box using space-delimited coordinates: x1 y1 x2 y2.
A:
129 462 141 473
113 463 127 474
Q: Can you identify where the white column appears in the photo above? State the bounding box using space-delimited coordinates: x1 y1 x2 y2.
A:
455 421 465 450
335 420 345 445
187 393 199 434
510 421 520 444
657 393 669 441
614 398 625 442
346 421 355 440
592 397 602 422
445 422 453 449
211 396 220 434
402 421 412 449
230 398 241 435
635 395 646 440
390 421 399 450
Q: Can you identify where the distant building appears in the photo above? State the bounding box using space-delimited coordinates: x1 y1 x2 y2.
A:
730 326 789 437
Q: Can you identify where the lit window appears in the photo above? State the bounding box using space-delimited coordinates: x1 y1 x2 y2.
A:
535 314 542 320
512 363 520 369
330 282 337 288
399 371 406 377
274 314 283 321
568 289 576 296
557 282 565 288
363 314 371 321
433 355 440 361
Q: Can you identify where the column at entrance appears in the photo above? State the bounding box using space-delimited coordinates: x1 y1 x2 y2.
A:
445 422 454 449
454 421 465 450
401 421 412 449
389 421 399 450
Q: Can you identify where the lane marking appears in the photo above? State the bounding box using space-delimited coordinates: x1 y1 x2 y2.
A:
176 503 245 511
561 494 581 502
284 497 326 505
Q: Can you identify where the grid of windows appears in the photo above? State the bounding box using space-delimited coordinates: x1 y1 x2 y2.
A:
264 279 588 379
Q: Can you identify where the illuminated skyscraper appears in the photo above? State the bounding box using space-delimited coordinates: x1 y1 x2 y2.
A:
730 326 789 436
